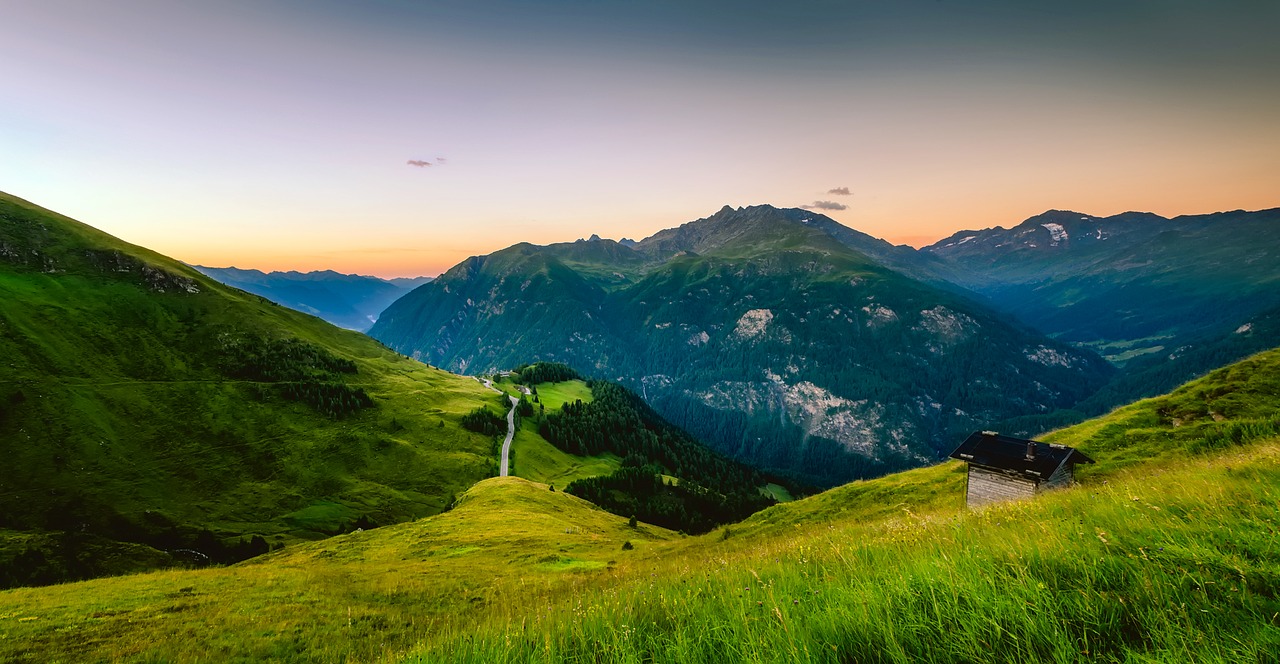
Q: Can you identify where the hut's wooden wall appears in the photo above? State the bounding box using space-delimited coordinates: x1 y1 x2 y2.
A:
966 465 1036 507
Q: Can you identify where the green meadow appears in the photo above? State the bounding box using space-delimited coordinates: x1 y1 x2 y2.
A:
3 348 1278 662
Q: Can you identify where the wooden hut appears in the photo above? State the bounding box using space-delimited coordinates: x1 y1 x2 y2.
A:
949 431 1094 508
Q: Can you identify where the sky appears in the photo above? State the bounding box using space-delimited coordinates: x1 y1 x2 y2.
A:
2 0 1278 278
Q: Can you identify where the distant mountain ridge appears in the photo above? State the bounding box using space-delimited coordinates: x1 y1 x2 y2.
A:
921 206 1280 412
193 265 432 331
371 204 1115 485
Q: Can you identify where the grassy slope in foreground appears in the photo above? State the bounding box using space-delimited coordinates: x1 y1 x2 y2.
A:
0 477 676 663
0 192 498 583
411 347 1280 663
2 349 1278 662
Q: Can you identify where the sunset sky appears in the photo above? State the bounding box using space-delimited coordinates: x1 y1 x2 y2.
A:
3 1 1278 278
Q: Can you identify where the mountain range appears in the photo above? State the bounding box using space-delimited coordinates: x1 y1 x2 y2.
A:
370 203 1279 485
193 266 432 331
922 207 1280 413
370 205 1116 485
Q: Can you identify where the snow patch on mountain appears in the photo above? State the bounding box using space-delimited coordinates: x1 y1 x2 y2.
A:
1041 223 1068 245
942 235 978 248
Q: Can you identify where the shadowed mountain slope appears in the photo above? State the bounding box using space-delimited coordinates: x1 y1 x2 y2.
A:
923 207 1280 410
372 205 1114 486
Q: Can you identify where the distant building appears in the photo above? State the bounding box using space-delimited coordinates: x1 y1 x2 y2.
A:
948 431 1095 508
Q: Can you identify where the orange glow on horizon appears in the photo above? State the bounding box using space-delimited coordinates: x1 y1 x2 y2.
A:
165 188 1280 279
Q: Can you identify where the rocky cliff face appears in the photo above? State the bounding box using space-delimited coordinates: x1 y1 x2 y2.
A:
371 205 1113 485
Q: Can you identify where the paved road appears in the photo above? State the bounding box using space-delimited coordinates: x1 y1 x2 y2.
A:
499 394 518 477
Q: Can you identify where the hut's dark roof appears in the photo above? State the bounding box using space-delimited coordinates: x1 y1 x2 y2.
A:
948 431 1094 479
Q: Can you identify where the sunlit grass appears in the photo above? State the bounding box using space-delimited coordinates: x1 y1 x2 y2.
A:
4 349 1280 662
531 379 594 411
512 422 622 487
409 442 1280 663
0 478 677 663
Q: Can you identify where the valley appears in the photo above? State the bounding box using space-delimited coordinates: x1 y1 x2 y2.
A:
193 266 433 332
2 192 1277 663
4 345 1277 662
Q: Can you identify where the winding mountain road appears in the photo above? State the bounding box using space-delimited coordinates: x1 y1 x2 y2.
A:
499 394 518 476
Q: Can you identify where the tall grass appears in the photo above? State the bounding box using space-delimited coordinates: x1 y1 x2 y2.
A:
4 350 1280 662
409 444 1280 663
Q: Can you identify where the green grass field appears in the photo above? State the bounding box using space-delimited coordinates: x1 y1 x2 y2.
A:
0 477 677 663
531 379 594 411
760 482 794 502
426 441 1280 663
511 423 622 487
4 349 1279 662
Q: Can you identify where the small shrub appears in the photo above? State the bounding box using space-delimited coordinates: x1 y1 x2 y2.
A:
621 541 634 551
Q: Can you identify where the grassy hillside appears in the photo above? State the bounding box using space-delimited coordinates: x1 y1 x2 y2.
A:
420 442 1279 663
0 477 677 662
411 347 1280 662
0 192 500 586
4 347 1277 662
512 429 623 488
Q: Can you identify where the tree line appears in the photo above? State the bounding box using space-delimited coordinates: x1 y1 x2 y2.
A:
537 381 776 533
218 334 373 418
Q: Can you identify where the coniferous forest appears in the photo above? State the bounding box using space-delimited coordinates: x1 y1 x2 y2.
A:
538 381 778 533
